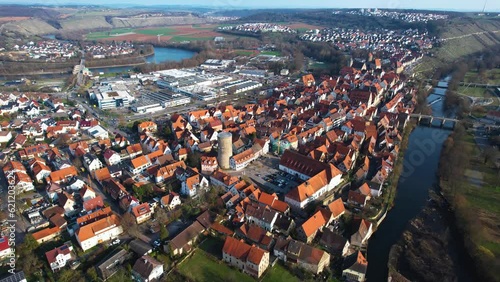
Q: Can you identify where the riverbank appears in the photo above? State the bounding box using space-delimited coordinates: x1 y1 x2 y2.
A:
388 190 477 282
438 125 500 282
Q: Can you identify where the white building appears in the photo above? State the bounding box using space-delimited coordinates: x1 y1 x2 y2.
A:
45 244 73 272
95 90 134 110
83 154 104 172
87 125 109 140
132 255 164 282
181 174 209 197
0 131 12 143
76 214 123 252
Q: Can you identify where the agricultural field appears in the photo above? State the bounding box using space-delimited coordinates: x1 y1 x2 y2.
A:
85 24 229 43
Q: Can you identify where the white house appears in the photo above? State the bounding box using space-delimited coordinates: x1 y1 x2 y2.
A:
160 192 181 210
45 244 73 272
83 154 104 172
76 214 123 252
103 149 121 166
230 148 258 171
0 131 12 143
79 186 96 202
130 155 152 175
132 255 164 282
181 174 209 197
58 192 76 216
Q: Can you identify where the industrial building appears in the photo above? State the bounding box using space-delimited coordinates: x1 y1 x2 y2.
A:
217 132 233 170
219 80 263 95
131 90 191 114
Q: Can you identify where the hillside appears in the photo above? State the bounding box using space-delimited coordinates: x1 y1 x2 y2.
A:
0 7 211 35
413 18 500 78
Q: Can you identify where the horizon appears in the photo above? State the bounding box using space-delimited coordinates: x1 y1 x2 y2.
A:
0 0 499 13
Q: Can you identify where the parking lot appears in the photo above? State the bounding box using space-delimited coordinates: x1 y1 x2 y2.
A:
230 155 302 198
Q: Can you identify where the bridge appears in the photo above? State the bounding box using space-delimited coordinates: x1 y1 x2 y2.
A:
410 114 459 128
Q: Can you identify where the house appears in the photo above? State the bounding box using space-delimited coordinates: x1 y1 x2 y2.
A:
181 174 209 197
103 149 121 166
132 203 153 224
96 249 131 281
273 238 330 274
200 156 218 174
154 161 186 183
83 195 104 213
87 125 109 140
350 218 373 248
0 131 12 143
245 204 278 231
76 214 123 251
45 243 73 272
0 271 27 282
230 148 257 171
298 209 332 243
32 161 52 183
222 236 270 279
328 198 346 220
167 221 204 256
160 192 181 210
342 251 368 282
46 166 78 184
0 236 13 259
32 226 61 244
83 153 104 172
130 155 152 175
137 121 158 133
126 143 143 159
132 255 164 282
79 186 96 202
129 239 153 257
58 192 76 216
320 229 350 257
238 223 274 251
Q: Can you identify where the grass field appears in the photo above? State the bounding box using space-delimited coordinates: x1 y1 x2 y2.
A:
234 50 255 56
86 28 135 40
178 250 255 282
262 263 300 282
463 68 500 85
260 50 282 56
457 86 489 97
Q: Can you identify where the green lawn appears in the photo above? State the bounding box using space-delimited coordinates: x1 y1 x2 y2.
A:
178 250 256 282
234 50 255 56
260 50 282 56
457 86 488 97
198 236 224 259
262 263 300 282
86 28 134 39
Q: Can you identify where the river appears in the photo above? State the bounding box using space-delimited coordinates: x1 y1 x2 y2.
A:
90 47 195 73
366 78 460 281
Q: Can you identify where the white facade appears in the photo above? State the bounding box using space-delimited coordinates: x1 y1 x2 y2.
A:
0 131 12 143
77 224 123 252
105 153 121 166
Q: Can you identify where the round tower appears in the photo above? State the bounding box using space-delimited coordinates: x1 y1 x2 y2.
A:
217 132 233 170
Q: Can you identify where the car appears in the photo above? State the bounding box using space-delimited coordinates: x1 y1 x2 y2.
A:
112 239 120 245
153 240 161 247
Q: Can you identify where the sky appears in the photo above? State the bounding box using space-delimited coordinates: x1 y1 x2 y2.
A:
1 0 499 12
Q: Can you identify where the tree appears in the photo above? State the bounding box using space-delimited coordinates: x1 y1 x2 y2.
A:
58 269 85 282
86 267 99 281
155 207 169 225
121 213 140 238
160 224 169 240
72 156 83 168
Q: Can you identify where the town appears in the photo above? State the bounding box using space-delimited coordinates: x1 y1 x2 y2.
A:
0 44 423 282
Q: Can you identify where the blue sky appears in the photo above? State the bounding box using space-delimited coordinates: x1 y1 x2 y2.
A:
2 0 499 12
